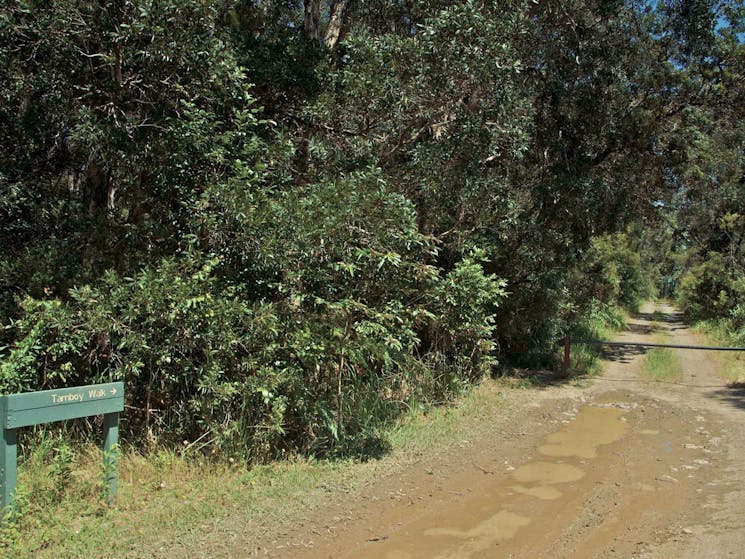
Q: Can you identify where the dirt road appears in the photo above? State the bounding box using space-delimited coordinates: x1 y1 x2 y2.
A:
262 304 745 558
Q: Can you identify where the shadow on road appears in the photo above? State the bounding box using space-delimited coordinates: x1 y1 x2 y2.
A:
598 345 647 364
634 311 687 331
707 383 745 413
626 323 654 335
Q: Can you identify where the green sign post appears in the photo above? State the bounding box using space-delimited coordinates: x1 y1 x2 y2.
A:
0 382 124 516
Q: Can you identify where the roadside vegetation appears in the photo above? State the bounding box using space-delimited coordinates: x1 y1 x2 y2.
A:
0 0 743 552
2 380 516 558
565 303 629 377
694 322 745 385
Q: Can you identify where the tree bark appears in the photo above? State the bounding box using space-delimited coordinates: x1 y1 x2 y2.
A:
113 44 122 86
304 0 321 43
324 0 349 49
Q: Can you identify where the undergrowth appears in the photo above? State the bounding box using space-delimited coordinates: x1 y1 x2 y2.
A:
565 302 628 376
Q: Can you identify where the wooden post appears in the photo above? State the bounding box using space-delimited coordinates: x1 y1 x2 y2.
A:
563 336 571 376
102 412 119 505
0 424 17 518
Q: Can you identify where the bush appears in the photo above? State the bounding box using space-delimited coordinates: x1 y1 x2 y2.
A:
1 253 289 459
579 233 655 313
676 251 741 322
1 171 506 461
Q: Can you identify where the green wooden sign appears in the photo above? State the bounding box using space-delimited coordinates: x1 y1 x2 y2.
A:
0 382 124 517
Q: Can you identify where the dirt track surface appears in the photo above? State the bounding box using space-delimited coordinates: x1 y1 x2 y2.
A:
261 304 745 558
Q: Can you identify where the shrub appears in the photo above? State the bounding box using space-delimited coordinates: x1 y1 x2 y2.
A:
676 252 739 322
1 171 506 461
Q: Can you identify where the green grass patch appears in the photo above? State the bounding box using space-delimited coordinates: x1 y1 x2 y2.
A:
640 332 682 382
0 380 511 558
710 347 745 384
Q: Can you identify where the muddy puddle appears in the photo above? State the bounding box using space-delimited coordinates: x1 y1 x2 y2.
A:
350 404 632 559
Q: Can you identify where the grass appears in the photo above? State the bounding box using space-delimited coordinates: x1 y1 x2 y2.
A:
0 380 513 558
640 331 683 382
4 446 353 558
694 320 745 384
717 352 745 385
388 380 509 454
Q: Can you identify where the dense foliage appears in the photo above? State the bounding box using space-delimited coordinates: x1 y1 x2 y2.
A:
1 0 742 457
659 2 745 342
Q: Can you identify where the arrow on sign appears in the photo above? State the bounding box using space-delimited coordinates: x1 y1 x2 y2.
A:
110 388 117 396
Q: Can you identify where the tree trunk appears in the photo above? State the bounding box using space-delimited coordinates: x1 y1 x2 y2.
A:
324 0 349 49
113 44 122 86
85 160 109 217
304 0 321 43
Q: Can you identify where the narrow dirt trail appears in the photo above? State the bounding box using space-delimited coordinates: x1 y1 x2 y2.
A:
262 304 745 558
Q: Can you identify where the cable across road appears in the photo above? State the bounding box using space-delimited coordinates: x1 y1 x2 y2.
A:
570 339 745 352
